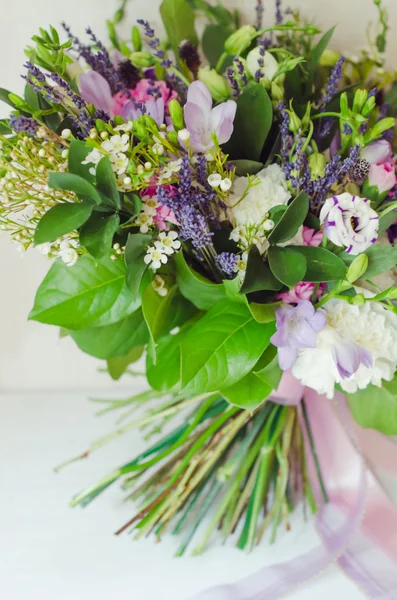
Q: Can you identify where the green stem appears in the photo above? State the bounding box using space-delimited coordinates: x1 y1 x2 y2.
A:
301 399 329 503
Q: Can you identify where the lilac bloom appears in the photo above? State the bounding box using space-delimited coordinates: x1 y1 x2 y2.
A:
184 81 237 152
120 97 165 128
79 71 114 116
271 300 326 371
332 338 372 379
319 192 379 255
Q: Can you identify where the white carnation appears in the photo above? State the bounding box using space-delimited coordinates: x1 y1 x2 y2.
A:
292 298 397 398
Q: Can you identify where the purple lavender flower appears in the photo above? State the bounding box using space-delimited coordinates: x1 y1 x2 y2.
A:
8 115 38 136
255 0 264 29
137 19 171 69
121 97 165 128
271 301 326 370
275 0 283 25
216 252 238 279
184 81 237 153
321 57 345 106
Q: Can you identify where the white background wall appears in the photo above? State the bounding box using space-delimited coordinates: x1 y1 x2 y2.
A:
0 0 396 390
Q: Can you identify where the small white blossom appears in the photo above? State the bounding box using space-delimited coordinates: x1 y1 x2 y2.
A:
152 143 164 156
136 212 153 233
161 159 183 180
220 177 232 192
102 134 129 154
58 239 79 267
157 230 181 255
110 153 129 175
144 244 169 270
178 128 191 142
61 128 72 139
263 219 275 232
37 242 51 256
82 148 103 167
152 275 168 297
208 173 222 188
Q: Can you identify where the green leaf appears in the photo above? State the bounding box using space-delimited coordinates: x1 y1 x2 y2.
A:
223 277 247 305
268 246 307 287
248 301 280 323
268 191 309 244
108 346 144 380
68 138 96 183
241 247 283 294
233 159 264 176
341 245 397 280
96 156 121 209
29 255 140 330
0 87 16 108
0 120 12 135
221 372 273 411
175 251 226 310
80 213 120 259
146 330 182 391
48 172 101 204
223 84 273 161
202 23 232 69
70 309 148 359
160 0 198 60
124 232 152 298
24 84 41 110
291 246 347 282
181 300 276 394
347 378 397 435
253 345 282 390
34 202 93 245
306 26 336 97
379 210 397 236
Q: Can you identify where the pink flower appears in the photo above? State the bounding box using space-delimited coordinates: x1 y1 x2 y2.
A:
361 140 393 165
112 79 177 116
154 205 179 230
369 162 396 193
277 282 326 305
184 81 237 152
302 226 323 247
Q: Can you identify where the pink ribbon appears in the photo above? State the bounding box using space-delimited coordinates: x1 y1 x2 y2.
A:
190 375 397 600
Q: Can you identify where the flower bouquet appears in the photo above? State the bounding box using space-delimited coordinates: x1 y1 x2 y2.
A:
2 0 397 597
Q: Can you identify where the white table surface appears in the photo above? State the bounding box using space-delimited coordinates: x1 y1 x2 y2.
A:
0 387 365 600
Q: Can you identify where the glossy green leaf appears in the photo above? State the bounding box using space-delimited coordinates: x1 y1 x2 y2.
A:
202 23 232 68
253 345 282 390
175 251 226 310
347 378 397 434
248 302 280 323
181 301 276 394
233 159 264 176
221 372 273 411
268 246 307 287
96 156 121 209
80 213 120 259
341 245 397 280
268 191 309 244
146 330 182 391
291 245 347 282
223 277 247 305
0 87 16 108
224 84 273 161
124 233 152 298
160 0 198 60
241 247 283 294
34 202 93 245
306 26 335 97
68 138 96 183
107 346 144 381
70 309 148 359
29 255 140 330
48 172 101 204
379 210 397 236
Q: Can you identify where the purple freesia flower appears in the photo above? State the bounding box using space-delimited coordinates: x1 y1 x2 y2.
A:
120 97 165 128
184 81 237 152
271 300 326 370
332 337 372 379
79 71 114 116
319 192 379 255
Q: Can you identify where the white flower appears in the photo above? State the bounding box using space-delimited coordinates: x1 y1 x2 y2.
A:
234 251 248 283
208 173 222 188
178 128 191 142
102 134 129 154
292 297 397 398
220 177 232 192
58 240 79 267
136 211 153 234
110 153 129 175
152 143 164 156
161 159 182 180
320 192 379 255
157 231 181 255
246 47 279 81
37 242 51 256
82 148 103 166
144 244 169 271
152 275 168 297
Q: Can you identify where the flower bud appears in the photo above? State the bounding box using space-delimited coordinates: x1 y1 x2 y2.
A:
351 293 366 305
288 111 301 133
319 49 341 67
246 47 279 81
353 89 368 114
225 25 256 56
198 67 230 102
132 25 142 52
130 51 155 68
168 99 184 131
271 81 284 102
362 95 376 118
369 118 395 140
308 152 326 180
346 254 369 283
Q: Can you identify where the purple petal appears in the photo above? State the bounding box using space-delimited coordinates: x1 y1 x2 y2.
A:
184 102 211 152
210 101 237 145
120 100 140 121
278 346 298 371
186 81 212 115
310 310 327 333
79 71 113 115
332 340 372 379
145 97 165 127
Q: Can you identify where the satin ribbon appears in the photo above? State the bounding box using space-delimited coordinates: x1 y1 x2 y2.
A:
190 375 397 600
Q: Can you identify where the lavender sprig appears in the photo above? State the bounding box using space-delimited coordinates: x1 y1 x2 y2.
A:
321 57 345 107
